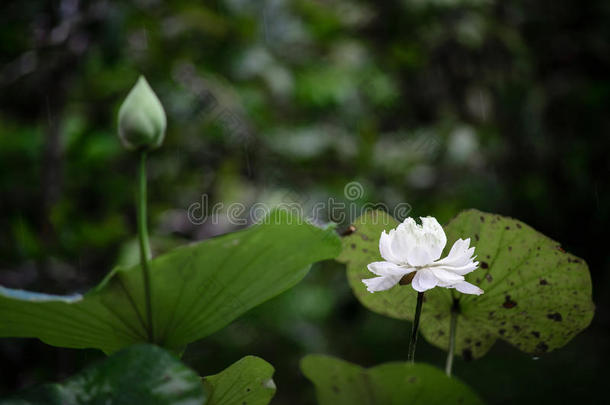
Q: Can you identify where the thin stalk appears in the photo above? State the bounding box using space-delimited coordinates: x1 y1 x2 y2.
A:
445 299 459 376
138 151 154 342
407 291 425 363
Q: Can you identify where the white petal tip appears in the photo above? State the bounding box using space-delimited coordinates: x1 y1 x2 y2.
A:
362 277 391 293
454 281 485 295
470 287 484 295
362 273 403 292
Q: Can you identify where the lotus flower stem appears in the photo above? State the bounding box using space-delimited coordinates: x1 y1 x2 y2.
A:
445 299 459 376
138 151 154 342
407 291 425 362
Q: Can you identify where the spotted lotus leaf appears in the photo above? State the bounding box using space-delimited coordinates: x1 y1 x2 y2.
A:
337 209 594 359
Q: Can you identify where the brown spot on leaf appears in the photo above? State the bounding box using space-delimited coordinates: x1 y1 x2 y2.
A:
547 312 563 322
499 329 506 335
513 325 521 332
485 274 493 282
332 385 340 394
539 279 548 285
503 295 517 309
508 246 512 251
360 233 369 241
505 226 510 230
408 377 418 383
556 246 566 253
341 225 356 236
475 341 481 347
516 223 522 229
475 233 479 241
350 243 356 249
480 261 489 269
531 331 540 338
480 216 485 222
536 342 549 353
462 349 473 361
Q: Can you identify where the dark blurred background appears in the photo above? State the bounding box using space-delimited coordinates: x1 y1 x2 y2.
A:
1 0 609 404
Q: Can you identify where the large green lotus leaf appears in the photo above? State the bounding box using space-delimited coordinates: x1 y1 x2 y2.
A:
203 356 276 405
301 354 484 405
338 209 594 359
0 344 207 405
0 209 341 354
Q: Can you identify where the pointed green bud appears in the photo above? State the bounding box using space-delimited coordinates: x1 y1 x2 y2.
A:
117 76 167 151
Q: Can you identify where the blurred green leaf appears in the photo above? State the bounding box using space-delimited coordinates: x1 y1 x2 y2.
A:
301 354 484 405
0 210 341 354
0 344 207 405
296 68 354 107
203 356 275 405
338 210 594 359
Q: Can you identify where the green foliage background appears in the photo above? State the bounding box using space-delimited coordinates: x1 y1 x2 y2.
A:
0 0 608 404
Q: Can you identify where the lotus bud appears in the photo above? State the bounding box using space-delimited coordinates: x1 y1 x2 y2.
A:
117 76 167 151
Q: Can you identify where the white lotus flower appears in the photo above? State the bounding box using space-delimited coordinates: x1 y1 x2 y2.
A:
363 217 484 295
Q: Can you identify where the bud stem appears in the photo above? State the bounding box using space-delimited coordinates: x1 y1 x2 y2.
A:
407 291 425 363
138 151 154 342
445 298 459 376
